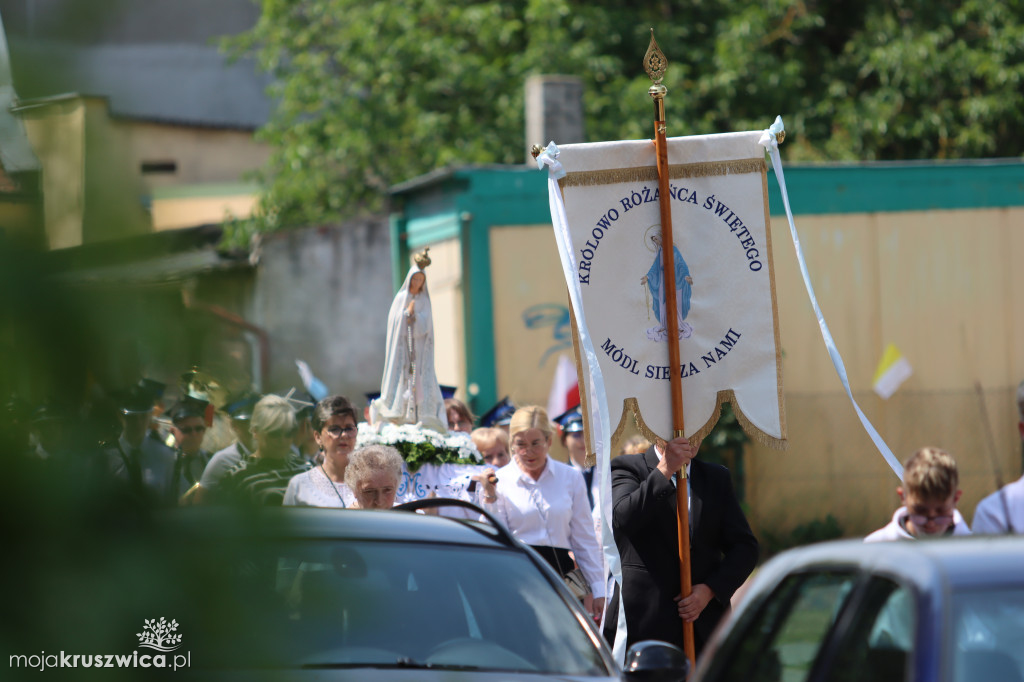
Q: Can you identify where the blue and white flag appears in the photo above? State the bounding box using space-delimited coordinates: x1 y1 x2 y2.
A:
295 359 329 402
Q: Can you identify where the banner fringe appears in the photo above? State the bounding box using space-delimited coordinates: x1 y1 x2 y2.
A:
610 392 786 452
569 307 601 470
559 158 766 189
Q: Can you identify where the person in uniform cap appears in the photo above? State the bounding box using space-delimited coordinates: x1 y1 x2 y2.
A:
555 406 595 510
169 395 212 502
363 390 381 423
478 397 516 433
136 378 169 446
287 390 321 465
28 403 69 460
194 391 261 503
106 383 176 506
31 396 117 493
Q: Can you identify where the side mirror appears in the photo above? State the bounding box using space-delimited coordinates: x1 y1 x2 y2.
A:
622 640 690 682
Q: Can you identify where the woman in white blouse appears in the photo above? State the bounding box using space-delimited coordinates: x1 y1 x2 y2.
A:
283 395 358 508
482 405 605 622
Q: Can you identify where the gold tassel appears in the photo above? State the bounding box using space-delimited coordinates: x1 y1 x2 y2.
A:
559 158 766 189
609 393 788 453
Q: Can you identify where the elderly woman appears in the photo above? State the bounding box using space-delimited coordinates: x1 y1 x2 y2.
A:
283 395 358 508
481 406 605 621
344 445 404 510
221 394 310 506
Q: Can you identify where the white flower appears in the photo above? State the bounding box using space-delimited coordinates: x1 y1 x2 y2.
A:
355 422 484 464
457 446 481 462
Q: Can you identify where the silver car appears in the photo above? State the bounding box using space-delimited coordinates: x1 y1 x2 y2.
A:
692 535 1024 682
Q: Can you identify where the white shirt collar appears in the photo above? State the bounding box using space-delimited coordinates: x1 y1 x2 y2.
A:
513 456 553 485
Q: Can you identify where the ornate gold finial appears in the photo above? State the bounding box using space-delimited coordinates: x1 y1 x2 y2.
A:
530 144 544 159
776 130 786 145
413 247 432 269
644 29 668 85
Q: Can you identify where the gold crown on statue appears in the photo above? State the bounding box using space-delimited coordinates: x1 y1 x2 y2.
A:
413 248 432 269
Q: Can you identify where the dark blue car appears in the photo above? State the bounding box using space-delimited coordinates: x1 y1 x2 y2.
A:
147 499 688 681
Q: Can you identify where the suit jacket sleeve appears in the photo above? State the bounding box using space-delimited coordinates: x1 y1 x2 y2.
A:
695 462 758 605
611 453 677 536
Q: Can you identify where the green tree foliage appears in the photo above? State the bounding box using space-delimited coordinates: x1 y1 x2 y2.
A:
226 0 1024 242
224 0 616 243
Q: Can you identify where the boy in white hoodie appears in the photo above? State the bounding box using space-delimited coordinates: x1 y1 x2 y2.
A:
865 447 971 542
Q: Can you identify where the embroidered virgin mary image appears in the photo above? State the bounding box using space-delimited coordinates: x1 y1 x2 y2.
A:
641 226 693 342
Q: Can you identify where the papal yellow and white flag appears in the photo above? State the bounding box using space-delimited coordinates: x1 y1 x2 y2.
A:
873 344 912 400
545 131 787 447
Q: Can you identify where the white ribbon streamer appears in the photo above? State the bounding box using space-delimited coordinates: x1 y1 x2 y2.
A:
758 116 904 480
537 142 627 664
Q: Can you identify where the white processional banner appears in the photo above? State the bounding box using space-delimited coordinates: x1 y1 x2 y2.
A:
556 131 786 446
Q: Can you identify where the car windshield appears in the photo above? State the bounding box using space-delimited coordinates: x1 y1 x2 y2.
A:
206 538 610 675
951 587 1024 682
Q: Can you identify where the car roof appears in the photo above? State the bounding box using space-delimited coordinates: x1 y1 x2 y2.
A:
755 535 1024 594
159 506 514 550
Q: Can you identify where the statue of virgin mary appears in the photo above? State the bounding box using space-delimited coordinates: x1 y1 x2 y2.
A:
370 249 449 433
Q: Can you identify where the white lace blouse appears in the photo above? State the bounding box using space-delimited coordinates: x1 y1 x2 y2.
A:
283 465 356 508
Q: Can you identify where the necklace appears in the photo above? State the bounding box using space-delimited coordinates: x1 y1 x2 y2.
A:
320 464 346 508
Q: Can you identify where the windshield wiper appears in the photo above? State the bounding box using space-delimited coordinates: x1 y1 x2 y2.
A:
303 657 474 670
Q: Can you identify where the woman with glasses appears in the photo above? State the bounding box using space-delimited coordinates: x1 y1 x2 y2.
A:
284 395 359 508
481 405 606 623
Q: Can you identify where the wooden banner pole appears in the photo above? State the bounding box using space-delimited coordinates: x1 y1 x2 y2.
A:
644 29 695 667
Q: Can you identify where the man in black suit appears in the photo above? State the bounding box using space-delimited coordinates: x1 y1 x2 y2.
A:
604 437 757 657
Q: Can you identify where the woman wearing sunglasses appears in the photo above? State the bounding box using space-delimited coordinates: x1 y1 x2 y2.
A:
283 395 359 508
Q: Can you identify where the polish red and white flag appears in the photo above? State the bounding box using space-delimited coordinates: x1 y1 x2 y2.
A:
546 353 580 418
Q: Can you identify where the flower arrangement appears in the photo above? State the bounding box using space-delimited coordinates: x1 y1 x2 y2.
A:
357 422 482 472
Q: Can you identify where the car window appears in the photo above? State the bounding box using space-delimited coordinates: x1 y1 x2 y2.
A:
702 571 858 682
823 577 915 682
238 539 611 675
952 587 1024 682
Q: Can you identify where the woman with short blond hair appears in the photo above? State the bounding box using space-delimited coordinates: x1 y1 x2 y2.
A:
222 394 308 505
470 427 510 469
249 394 296 436
481 405 605 621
